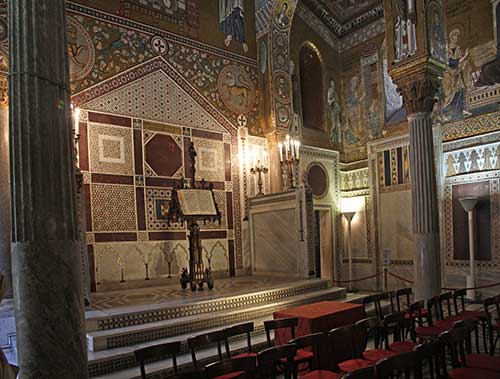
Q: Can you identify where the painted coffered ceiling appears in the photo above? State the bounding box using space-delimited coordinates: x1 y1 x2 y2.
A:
301 0 384 36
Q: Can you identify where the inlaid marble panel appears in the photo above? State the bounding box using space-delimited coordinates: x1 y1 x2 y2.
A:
192 137 225 182
91 184 137 232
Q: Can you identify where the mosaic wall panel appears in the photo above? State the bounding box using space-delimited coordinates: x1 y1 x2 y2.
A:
377 145 410 192
89 123 134 175
91 184 137 232
444 142 500 177
192 138 226 183
145 187 185 231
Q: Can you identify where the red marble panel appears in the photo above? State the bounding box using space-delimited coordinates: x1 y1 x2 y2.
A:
136 187 146 231
229 239 235 277
84 183 92 232
134 129 143 175
78 122 89 171
149 231 186 241
184 137 191 178
91 173 134 185
452 182 491 261
191 129 223 141
145 177 178 187
88 245 97 292
94 232 138 242
145 134 182 177
224 143 231 181
200 231 227 239
88 112 131 127
226 192 233 230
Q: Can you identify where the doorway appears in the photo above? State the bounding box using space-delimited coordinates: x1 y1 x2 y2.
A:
314 208 334 280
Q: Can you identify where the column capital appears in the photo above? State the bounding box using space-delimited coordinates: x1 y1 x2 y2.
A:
398 76 439 115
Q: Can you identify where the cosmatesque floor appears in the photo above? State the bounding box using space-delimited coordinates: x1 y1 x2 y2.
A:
89 276 302 310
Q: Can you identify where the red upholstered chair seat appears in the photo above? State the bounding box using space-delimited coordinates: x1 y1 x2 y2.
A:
361 348 397 363
416 320 454 336
404 308 429 319
389 341 417 353
338 358 373 373
448 367 500 379
465 354 500 372
232 352 257 360
214 371 244 379
299 370 342 379
280 348 314 363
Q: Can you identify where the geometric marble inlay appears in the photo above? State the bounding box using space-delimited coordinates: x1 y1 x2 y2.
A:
91 184 137 232
145 134 182 177
89 123 134 175
192 137 225 182
84 71 226 133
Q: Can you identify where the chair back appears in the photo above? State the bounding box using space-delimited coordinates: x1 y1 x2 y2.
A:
224 322 254 358
289 332 326 371
328 324 356 370
484 295 500 326
452 289 467 315
166 372 203 379
341 366 375 379
426 296 442 326
353 317 381 354
395 288 412 312
409 301 425 327
205 356 257 379
263 318 298 347
375 351 423 379
414 340 446 379
188 329 226 369
452 318 477 354
362 293 384 321
385 291 396 313
381 312 408 349
438 325 468 369
134 341 181 379
257 344 297 379
438 292 454 318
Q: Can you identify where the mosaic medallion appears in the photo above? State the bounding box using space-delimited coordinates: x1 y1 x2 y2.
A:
67 16 96 82
217 65 256 115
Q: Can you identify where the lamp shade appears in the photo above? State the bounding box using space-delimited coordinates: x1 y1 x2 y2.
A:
341 196 365 214
459 197 478 212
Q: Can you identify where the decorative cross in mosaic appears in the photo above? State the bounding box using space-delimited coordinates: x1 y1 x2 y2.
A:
237 114 247 127
151 35 168 56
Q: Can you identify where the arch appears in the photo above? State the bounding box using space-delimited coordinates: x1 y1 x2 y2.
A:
299 42 324 131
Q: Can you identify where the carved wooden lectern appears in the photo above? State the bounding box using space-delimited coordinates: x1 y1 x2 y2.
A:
166 142 221 291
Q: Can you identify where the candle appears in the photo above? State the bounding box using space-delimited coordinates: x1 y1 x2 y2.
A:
295 141 301 159
285 135 290 156
73 106 81 136
290 138 295 159
278 143 283 162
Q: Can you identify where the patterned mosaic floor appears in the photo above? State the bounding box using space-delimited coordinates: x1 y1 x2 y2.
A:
89 276 301 310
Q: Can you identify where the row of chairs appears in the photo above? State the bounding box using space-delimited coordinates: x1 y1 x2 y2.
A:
361 287 500 355
204 318 500 379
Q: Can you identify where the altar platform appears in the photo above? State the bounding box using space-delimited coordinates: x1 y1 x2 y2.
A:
86 277 351 379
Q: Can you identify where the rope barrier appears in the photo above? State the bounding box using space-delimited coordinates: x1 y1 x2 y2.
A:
332 272 383 283
385 269 500 291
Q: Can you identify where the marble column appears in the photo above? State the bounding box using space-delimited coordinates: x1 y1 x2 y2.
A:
0 79 12 299
8 1 88 378
401 81 442 301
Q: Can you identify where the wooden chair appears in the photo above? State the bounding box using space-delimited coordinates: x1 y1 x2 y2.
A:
165 372 203 379
263 318 314 368
290 332 342 379
415 296 453 341
375 351 423 379
340 367 375 379
362 294 384 322
438 292 454 320
353 317 396 363
439 322 500 378
188 329 226 370
414 340 446 379
224 322 256 359
484 295 500 355
134 341 181 379
204 356 257 379
381 312 417 354
395 288 412 313
453 288 489 353
257 344 296 379
328 324 373 374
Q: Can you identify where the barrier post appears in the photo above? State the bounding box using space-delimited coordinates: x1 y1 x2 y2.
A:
384 267 388 292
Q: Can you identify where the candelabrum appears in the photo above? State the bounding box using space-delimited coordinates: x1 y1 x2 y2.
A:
278 135 300 190
250 160 269 196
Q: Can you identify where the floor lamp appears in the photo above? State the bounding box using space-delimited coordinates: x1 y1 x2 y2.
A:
458 197 478 301
343 211 356 292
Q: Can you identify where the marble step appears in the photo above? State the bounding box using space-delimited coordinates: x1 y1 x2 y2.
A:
86 279 331 333
87 286 346 352
88 317 270 378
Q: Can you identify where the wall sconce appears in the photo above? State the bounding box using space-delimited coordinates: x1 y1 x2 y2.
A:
278 134 300 190
341 196 365 291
